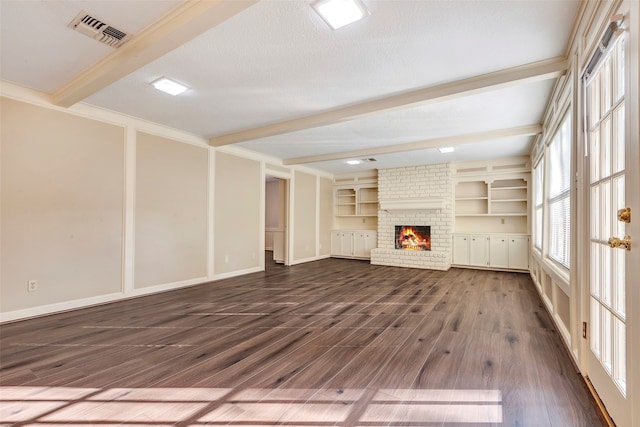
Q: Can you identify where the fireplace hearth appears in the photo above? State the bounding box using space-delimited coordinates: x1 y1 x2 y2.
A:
395 225 431 251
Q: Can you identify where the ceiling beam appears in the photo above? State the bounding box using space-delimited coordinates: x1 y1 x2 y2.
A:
283 124 543 165
209 57 567 147
53 0 260 107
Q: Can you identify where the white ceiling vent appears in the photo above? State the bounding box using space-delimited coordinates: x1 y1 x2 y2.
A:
68 11 130 48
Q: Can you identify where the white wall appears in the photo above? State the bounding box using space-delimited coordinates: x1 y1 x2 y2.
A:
135 132 208 288
214 152 261 275
0 86 333 322
318 177 333 257
293 170 318 262
1 97 125 313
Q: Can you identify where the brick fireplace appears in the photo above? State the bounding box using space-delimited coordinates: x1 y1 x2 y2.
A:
371 163 453 270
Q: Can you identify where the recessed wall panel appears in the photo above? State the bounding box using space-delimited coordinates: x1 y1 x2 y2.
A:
1 98 124 311
294 171 317 260
135 132 208 288
214 152 261 274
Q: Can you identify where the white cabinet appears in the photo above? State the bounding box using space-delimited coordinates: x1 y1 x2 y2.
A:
468 235 489 267
453 233 529 271
341 232 354 256
332 231 353 257
489 236 509 268
331 230 376 259
453 235 469 265
354 231 377 258
507 236 529 270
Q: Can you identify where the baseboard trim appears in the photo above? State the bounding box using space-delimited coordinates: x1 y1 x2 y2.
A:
289 254 331 265
0 276 211 324
213 267 262 281
584 377 617 427
0 292 125 324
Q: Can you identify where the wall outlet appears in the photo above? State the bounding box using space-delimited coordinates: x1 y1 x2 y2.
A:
501 218 505 224
224 255 229 263
27 280 38 292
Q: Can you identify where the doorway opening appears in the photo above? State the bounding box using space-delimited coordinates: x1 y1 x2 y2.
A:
265 175 289 268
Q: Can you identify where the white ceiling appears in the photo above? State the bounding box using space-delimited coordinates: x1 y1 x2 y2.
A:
0 0 580 175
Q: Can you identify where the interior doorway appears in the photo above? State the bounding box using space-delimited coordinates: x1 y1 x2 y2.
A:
265 175 288 266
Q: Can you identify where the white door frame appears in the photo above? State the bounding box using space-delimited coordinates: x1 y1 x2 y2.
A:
577 2 639 425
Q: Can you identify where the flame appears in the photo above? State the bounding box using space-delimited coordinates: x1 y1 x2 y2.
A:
397 226 430 251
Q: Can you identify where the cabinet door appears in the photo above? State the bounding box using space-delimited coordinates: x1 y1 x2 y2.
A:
331 231 342 256
489 236 509 268
354 232 366 257
468 235 489 267
453 235 469 265
364 232 377 257
341 232 354 256
508 236 529 270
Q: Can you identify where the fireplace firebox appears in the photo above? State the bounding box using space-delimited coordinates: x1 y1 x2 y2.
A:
395 225 431 251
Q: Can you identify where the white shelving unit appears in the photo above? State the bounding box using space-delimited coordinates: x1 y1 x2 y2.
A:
452 158 531 271
331 173 379 260
335 188 357 216
333 180 378 217
454 178 527 217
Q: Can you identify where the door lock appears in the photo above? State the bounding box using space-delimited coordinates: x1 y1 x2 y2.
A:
608 235 631 251
617 207 631 223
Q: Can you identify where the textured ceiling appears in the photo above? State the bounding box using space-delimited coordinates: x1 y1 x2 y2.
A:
0 0 581 175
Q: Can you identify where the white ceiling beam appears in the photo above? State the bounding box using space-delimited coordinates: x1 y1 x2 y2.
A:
209 57 567 146
53 0 260 107
282 124 543 165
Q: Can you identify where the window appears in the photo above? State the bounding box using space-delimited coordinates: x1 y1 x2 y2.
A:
547 113 572 268
533 158 544 250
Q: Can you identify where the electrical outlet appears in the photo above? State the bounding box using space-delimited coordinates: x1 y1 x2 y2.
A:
27 280 38 292
224 255 229 263
501 218 505 224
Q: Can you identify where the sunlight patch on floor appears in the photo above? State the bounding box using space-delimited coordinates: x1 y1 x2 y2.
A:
0 386 502 425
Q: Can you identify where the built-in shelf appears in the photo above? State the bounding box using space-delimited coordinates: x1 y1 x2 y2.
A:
334 180 378 218
453 161 530 235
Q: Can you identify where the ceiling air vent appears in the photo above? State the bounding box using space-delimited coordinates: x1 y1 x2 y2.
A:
68 11 130 48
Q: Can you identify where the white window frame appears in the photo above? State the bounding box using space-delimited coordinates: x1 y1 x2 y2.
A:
541 109 572 272
533 157 544 251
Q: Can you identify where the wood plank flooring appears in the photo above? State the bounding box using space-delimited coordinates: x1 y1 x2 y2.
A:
0 254 604 426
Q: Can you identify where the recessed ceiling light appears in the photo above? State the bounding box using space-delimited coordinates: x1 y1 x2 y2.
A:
438 147 455 153
346 160 361 165
312 0 370 30
151 77 189 96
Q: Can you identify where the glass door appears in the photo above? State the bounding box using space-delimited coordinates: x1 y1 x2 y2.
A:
585 31 633 426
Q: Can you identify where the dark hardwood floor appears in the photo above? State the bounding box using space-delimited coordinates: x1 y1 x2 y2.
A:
0 253 604 426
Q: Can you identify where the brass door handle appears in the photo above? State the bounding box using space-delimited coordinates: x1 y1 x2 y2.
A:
608 235 631 250
617 207 631 223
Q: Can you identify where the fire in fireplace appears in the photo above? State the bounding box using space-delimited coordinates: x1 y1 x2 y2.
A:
395 225 431 251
